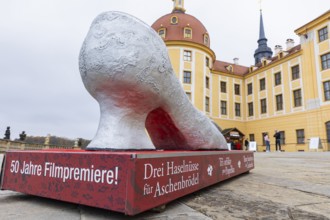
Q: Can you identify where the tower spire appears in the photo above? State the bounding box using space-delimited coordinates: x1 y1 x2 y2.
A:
172 0 186 13
254 9 273 65
258 10 266 40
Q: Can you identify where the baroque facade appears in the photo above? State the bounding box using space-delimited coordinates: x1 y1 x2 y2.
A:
152 0 330 152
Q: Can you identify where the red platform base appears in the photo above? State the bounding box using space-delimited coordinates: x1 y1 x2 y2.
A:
1 150 254 216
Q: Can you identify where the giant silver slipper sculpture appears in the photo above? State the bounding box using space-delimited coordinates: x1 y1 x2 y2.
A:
79 11 228 151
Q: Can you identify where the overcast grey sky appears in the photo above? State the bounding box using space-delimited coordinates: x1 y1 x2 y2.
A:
0 0 328 140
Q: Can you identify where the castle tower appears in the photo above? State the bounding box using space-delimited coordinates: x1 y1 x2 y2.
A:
152 0 215 113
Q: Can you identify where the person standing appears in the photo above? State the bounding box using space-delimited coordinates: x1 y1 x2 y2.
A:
274 130 281 152
230 140 235 150
264 133 270 152
235 140 242 150
244 138 249 151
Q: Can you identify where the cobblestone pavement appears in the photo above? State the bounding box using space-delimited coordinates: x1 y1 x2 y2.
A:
0 152 330 220
182 152 330 220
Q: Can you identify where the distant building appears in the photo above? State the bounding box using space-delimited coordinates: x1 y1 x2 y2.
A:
152 1 330 151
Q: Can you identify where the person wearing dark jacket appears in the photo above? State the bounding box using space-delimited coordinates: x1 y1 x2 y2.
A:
244 138 249 151
274 130 281 152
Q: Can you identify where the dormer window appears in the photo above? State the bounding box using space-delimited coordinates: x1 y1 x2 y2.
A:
278 52 284 59
203 34 209 45
184 27 192 39
171 16 178 25
158 28 166 39
226 65 233 73
261 58 268 67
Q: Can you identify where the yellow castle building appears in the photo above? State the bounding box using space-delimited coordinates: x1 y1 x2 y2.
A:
151 0 330 152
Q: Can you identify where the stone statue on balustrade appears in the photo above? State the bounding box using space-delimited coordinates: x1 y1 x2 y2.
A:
19 131 27 141
4 126 10 140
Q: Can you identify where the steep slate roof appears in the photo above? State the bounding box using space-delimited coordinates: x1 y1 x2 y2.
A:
212 60 249 76
254 44 302 69
212 43 301 76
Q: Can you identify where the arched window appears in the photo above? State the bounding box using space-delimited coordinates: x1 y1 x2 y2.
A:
326 121 330 143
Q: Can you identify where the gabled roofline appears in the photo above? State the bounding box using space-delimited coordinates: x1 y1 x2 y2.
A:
295 10 330 35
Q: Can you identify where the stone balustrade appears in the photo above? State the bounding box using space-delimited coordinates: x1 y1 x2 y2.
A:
0 139 78 152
